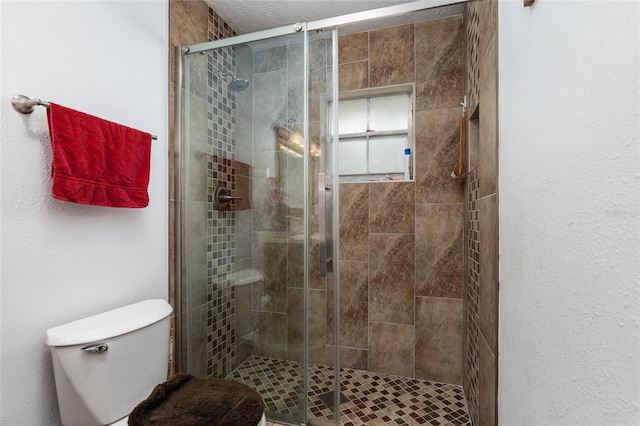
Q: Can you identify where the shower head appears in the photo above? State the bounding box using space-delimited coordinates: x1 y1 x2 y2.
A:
218 70 249 92
228 76 249 92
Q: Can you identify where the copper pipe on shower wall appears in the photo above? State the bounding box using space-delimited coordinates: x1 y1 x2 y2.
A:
451 96 467 180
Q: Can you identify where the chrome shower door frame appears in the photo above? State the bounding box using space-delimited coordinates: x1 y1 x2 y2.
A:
174 1 468 424
175 21 311 425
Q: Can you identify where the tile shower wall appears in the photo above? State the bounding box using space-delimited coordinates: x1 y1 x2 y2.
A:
248 40 307 365
463 1 499 425
169 0 212 377
171 9 491 408
172 2 307 381
307 35 331 367
335 16 466 384
205 9 241 379
169 1 244 379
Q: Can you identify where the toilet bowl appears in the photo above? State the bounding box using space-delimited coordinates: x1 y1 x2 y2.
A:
46 299 266 426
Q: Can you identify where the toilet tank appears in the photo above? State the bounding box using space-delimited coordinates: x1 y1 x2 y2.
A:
46 299 173 426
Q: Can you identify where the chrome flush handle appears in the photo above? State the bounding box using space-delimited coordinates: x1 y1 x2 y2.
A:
81 343 108 353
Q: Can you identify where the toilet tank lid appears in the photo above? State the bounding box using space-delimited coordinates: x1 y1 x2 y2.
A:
46 299 173 347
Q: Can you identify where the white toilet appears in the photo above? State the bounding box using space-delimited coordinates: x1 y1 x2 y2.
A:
45 299 267 426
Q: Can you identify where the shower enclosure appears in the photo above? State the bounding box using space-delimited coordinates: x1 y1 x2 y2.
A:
175 1 469 425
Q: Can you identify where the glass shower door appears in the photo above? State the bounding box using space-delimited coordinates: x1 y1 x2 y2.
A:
306 28 341 426
179 28 308 425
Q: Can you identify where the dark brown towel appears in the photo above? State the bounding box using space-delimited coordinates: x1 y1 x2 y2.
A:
128 373 264 426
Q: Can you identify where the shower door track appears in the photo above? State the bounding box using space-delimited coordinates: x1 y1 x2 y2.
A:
180 0 466 55
307 0 466 31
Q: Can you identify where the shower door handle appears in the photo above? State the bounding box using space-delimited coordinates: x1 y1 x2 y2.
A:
318 172 333 276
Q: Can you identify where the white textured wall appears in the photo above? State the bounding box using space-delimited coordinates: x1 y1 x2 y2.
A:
499 1 639 425
0 1 168 424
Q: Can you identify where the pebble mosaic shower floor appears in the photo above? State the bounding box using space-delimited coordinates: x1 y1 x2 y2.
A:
228 355 471 426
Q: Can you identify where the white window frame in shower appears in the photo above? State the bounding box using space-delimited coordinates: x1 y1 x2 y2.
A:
326 84 415 182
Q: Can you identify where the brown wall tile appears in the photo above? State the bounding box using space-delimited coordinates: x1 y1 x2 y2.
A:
464 1 481 114
463 3 498 424
369 233 415 325
309 288 327 365
369 182 415 234
287 287 304 362
253 311 287 359
331 14 467 383
468 117 480 172
370 24 415 87
169 0 209 85
340 183 370 261
189 304 209 377
325 345 369 371
339 32 369 64
479 36 497 197
325 346 369 371
369 322 415 377
235 339 252 368
415 296 463 384
326 271 335 346
287 240 304 288
478 194 498 354
340 261 369 349
235 280 254 339
339 61 369 91
187 202 208 307
479 335 497 426
478 0 497 65
235 159 251 176
415 16 464 111
415 203 464 298
288 288 326 363
188 96 209 203
253 241 287 313
233 174 252 211
308 39 329 121
415 108 465 204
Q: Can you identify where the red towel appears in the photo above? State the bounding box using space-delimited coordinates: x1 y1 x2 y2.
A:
46 103 152 208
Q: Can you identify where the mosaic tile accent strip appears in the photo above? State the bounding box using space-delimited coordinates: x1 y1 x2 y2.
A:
209 8 236 41
465 1 480 113
466 168 480 426
229 356 471 426
206 9 239 379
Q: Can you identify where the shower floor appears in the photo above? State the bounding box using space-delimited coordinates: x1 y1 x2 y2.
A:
228 355 471 426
